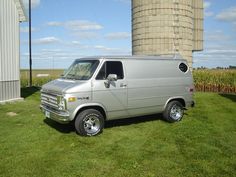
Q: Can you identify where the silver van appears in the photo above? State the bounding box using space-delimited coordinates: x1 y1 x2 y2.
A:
40 55 194 136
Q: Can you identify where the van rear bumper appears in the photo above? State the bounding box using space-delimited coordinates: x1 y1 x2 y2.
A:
40 104 70 124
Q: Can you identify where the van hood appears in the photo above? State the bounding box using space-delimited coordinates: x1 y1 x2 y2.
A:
41 78 86 94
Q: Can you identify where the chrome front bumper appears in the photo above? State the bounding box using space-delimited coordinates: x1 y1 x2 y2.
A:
40 104 70 124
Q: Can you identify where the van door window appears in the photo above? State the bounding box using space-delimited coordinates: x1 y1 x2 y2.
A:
96 61 124 80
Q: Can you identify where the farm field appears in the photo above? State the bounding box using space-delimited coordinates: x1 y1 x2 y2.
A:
0 88 235 177
20 69 236 93
20 69 64 87
193 69 236 93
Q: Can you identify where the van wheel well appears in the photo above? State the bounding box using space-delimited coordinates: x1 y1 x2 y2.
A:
167 98 186 108
75 106 106 121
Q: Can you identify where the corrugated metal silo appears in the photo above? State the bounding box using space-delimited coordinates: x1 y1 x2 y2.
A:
132 0 203 66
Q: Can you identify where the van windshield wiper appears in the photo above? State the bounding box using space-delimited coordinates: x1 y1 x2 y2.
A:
64 73 77 80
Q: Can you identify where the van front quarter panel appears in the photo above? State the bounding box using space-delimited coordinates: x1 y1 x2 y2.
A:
71 103 107 121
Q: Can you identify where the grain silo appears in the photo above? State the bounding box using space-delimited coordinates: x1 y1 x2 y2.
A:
0 0 26 103
132 0 203 66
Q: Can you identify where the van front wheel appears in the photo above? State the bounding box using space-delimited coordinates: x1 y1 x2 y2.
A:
163 101 184 123
75 109 104 136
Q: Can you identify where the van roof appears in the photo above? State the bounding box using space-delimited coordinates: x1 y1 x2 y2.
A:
77 54 186 61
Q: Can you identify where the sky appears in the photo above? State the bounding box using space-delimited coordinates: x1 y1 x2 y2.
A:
20 0 236 69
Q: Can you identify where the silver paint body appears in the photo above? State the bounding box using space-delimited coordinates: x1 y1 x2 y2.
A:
40 55 194 123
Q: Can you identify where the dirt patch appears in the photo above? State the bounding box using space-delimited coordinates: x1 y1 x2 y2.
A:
6 112 18 117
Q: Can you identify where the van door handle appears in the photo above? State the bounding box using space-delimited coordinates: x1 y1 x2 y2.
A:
120 83 127 88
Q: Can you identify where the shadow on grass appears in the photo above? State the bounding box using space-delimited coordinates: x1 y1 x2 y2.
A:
105 114 163 128
220 93 236 102
21 86 40 98
43 114 163 134
43 118 75 134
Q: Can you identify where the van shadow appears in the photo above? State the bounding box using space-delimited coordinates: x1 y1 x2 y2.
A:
104 113 163 128
219 93 236 102
43 118 75 134
43 114 163 134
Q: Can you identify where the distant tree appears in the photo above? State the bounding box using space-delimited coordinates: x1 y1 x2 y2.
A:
200 66 207 70
229 65 236 69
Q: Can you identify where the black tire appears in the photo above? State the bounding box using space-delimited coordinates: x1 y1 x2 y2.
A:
163 101 184 123
75 109 104 136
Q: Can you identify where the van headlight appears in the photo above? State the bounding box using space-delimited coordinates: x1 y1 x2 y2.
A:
57 96 66 110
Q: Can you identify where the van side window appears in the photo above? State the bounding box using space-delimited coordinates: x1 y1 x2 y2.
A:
179 63 188 73
96 61 124 80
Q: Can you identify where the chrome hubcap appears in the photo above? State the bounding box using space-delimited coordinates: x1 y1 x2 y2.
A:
83 115 100 134
170 104 183 120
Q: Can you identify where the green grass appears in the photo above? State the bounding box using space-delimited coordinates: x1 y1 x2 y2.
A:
0 89 236 177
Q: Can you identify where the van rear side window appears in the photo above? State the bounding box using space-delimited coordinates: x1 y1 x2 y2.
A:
179 63 188 73
96 61 124 80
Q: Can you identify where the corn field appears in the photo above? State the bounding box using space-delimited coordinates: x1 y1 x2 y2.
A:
20 69 236 94
193 69 236 93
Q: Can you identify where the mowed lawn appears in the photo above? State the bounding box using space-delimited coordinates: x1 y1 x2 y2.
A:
0 88 235 177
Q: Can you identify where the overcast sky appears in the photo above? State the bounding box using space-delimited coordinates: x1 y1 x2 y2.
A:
20 0 236 69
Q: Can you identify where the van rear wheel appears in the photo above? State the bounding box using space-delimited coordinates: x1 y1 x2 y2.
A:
75 109 104 136
163 101 184 123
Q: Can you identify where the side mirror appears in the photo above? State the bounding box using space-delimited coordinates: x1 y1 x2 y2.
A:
104 74 117 88
107 74 117 82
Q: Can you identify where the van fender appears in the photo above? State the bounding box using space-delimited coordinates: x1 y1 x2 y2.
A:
163 96 186 111
71 103 108 120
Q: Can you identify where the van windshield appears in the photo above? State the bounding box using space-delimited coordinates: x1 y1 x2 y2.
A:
62 60 99 80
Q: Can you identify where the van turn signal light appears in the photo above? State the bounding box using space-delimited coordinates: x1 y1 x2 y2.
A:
68 97 77 102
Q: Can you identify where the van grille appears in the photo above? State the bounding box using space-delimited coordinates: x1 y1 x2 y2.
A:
41 92 58 109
